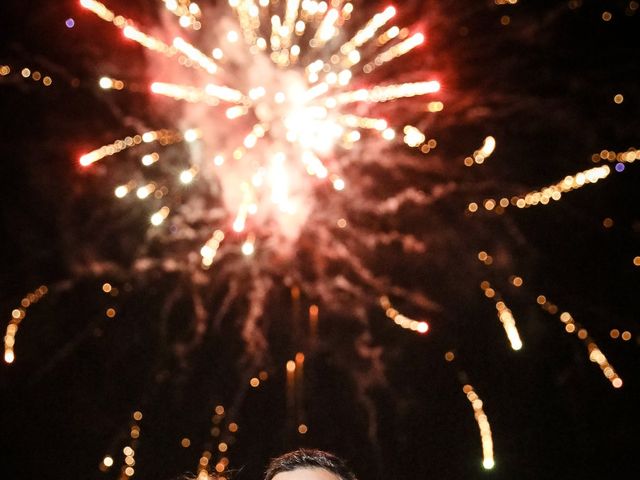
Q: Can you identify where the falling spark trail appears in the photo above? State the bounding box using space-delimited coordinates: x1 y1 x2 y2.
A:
463 384 495 470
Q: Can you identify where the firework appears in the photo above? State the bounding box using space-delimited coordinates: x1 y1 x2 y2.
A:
70 0 443 375
78 0 440 258
2 1 638 478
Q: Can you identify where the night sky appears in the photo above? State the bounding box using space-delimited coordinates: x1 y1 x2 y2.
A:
1 1 639 480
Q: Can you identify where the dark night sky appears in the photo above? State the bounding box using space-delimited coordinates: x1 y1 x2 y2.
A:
1 1 639 480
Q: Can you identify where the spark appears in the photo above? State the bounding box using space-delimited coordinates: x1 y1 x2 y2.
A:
0 64 54 86
4 286 48 363
162 0 202 30
78 130 185 166
465 136 496 166
380 296 429 334
592 147 639 164
470 164 612 213
480 281 523 351
537 294 623 388
463 384 495 470
150 206 171 225
99 76 125 90
173 37 219 73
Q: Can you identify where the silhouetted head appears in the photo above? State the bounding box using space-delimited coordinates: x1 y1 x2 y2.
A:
264 449 357 480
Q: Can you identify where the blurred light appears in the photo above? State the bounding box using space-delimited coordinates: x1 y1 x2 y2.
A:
241 238 255 256
151 206 170 225
537 289 623 387
180 169 196 184
380 296 429 335
184 129 199 142
382 128 396 140
4 351 15 364
463 384 494 469
142 153 159 166
115 185 130 198
286 360 296 372
99 77 113 89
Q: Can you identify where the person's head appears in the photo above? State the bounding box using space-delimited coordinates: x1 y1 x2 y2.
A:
264 449 357 480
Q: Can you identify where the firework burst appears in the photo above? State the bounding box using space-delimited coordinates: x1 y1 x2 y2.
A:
74 0 442 366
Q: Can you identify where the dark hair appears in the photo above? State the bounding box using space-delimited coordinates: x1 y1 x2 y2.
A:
173 473 220 480
264 449 357 480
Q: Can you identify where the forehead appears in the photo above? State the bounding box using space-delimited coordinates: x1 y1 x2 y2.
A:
271 468 341 480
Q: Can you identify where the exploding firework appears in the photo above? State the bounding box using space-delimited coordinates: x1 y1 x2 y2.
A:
2 0 638 479
72 0 444 372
